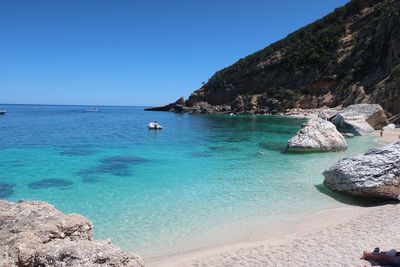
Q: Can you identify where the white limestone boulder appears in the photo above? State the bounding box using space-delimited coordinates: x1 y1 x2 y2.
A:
341 104 388 129
323 141 400 200
331 112 375 136
287 118 348 152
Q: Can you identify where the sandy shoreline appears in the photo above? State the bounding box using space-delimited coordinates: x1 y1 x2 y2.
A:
150 204 399 266
371 128 400 144
148 127 400 267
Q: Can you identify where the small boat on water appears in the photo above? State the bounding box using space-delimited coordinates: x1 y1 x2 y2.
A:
0 110 6 115
85 108 98 112
148 121 163 130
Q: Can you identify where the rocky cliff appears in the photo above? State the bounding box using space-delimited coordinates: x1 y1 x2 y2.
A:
148 0 400 116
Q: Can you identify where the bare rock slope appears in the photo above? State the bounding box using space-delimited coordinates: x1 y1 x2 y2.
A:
0 200 144 267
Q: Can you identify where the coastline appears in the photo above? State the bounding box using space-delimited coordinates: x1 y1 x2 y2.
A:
150 203 399 267
146 121 400 267
2 0 400 265
3 106 398 266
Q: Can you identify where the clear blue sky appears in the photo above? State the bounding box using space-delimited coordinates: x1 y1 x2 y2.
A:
0 0 349 106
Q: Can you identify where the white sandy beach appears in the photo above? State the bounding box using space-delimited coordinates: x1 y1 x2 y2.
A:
149 130 400 267
150 204 400 267
372 128 400 144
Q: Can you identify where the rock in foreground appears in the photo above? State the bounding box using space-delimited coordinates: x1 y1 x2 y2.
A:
323 141 400 200
331 112 375 136
287 118 348 152
0 200 144 267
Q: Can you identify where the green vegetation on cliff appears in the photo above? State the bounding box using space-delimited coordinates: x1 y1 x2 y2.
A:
185 0 400 114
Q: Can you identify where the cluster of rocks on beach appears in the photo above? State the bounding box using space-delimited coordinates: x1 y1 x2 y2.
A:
284 103 400 201
286 104 389 152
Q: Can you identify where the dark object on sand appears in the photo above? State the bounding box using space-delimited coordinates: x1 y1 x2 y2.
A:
362 248 400 266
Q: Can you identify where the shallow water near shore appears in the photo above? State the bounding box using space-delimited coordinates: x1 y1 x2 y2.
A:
0 104 379 258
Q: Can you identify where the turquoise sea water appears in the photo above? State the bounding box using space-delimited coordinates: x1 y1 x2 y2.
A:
0 104 378 258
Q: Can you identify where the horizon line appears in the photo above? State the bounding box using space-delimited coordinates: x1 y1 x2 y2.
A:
0 103 154 108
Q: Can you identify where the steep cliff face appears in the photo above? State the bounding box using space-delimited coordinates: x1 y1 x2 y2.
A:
149 0 400 115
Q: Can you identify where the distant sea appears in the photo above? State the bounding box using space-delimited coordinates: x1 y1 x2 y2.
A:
0 104 378 258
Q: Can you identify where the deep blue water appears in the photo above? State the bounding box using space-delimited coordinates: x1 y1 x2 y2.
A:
0 104 377 258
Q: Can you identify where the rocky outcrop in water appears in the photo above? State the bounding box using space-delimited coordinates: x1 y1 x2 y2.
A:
147 0 400 116
145 98 232 114
331 112 375 135
323 141 400 200
145 97 186 113
287 118 348 152
146 94 284 115
0 200 144 267
184 102 231 114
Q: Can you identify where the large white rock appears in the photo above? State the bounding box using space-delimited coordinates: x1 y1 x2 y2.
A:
383 123 396 130
331 112 375 136
0 200 144 267
341 104 388 129
287 118 348 152
323 141 400 200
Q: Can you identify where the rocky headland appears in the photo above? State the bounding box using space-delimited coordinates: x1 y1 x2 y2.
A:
0 200 144 267
146 0 400 121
